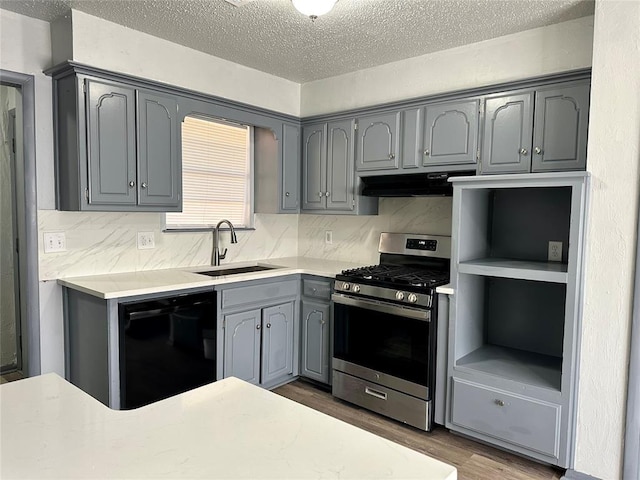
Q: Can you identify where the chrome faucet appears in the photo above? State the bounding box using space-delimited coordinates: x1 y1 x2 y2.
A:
212 219 238 266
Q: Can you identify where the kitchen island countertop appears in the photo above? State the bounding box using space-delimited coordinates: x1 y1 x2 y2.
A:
0 374 457 480
57 257 363 299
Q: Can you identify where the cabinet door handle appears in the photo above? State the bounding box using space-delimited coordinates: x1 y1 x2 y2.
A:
388 153 395 160
494 399 505 407
318 192 323 198
285 192 290 197
519 148 528 156
141 182 148 189
129 181 135 187
325 191 330 197
256 324 261 330
534 147 543 155
266 323 271 328
423 150 430 156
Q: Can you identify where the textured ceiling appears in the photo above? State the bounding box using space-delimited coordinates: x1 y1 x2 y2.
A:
0 0 594 82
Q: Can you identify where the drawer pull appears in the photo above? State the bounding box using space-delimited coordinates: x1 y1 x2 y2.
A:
494 399 505 407
365 386 387 401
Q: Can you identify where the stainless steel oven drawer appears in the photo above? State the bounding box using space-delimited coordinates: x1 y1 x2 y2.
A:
450 378 561 458
332 370 430 431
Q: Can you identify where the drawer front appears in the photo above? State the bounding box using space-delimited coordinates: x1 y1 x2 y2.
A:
302 279 332 300
222 279 298 310
451 378 560 457
333 370 429 431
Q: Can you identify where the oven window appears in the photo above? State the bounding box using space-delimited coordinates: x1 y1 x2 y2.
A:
333 303 432 387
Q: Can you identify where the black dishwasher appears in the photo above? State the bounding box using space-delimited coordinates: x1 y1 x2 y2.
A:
119 291 216 409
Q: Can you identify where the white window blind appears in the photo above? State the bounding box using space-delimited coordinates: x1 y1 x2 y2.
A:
166 116 252 229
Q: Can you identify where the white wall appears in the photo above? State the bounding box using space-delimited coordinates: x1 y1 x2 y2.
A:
574 0 640 477
69 10 301 117
301 16 594 117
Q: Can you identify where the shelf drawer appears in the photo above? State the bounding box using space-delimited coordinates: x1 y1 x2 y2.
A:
302 279 332 300
222 279 298 310
450 378 560 457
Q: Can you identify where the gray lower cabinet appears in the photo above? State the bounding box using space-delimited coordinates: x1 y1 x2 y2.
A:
219 278 299 388
355 112 401 171
300 277 333 384
54 75 182 211
302 121 377 215
480 82 589 175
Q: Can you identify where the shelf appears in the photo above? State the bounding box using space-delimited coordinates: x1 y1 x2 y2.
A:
458 258 568 283
455 345 562 391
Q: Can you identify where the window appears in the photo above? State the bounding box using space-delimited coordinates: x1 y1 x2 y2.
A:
165 115 252 229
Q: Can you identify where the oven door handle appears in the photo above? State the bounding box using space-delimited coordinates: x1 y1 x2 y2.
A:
331 293 431 322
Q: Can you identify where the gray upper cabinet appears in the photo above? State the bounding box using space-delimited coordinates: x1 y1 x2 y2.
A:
137 91 180 207
86 80 137 206
531 84 590 172
356 112 401 171
481 92 534 174
254 123 301 214
281 124 300 210
302 120 375 214
326 120 355 211
302 123 327 211
52 74 182 211
480 82 590 175
423 99 479 166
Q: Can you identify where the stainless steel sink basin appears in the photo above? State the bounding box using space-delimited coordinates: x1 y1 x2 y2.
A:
197 265 279 277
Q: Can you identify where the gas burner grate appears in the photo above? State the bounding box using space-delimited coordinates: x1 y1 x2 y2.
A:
341 264 449 288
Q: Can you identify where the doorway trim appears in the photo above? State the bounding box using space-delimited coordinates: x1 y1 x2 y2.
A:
1 69 41 376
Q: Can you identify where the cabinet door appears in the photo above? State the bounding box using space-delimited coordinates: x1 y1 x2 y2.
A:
223 309 261 385
355 112 401 171
423 99 479 166
532 84 590 172
326 119 355 211
302 123 327 210
481 92 534 174
261 302 295 385
137 91 180 208
85 79 137 205
281 124 300 211
300 299 331 384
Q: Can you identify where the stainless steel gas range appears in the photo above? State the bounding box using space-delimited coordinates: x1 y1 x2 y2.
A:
331 232 451 431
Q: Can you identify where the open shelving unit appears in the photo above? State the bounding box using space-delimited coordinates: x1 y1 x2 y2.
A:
446 172 588 468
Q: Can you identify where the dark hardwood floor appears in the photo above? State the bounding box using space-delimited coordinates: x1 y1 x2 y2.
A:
273 379 564 480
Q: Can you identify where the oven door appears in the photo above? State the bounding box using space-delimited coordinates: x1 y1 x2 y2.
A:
332 293 435 399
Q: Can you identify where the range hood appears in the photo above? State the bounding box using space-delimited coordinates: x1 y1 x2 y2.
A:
360 171 475 197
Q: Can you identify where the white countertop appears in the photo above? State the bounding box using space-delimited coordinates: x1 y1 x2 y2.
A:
436 284 455 295
0 374 457 480
58 257 364 299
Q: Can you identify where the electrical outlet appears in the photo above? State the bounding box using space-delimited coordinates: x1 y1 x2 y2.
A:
325 230 333 245
137 232 156 250
43 232 66 253
548 241 563 262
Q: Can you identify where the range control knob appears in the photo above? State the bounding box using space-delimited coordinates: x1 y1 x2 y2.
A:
407 293 418 304
342 282 351 291
353 285 361 293
395 291 405 301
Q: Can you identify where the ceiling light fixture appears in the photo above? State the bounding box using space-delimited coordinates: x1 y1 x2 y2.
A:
292 0 338 20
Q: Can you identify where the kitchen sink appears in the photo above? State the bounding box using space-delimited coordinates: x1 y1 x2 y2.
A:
197 265 279 277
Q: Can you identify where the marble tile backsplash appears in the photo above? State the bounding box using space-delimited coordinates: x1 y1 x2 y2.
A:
37 211 299 280
37 196 453 280
299 197 453 265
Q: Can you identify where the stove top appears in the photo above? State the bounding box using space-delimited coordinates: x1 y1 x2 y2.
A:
337 264 450 291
